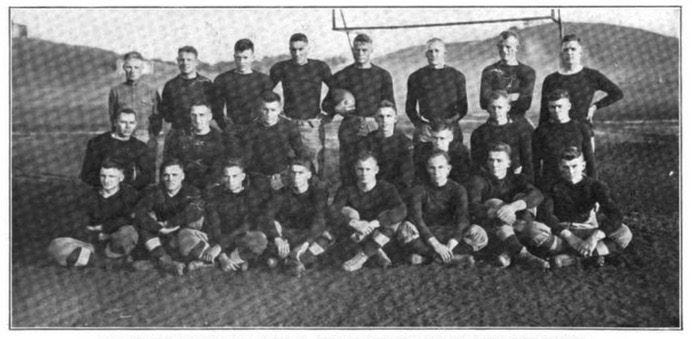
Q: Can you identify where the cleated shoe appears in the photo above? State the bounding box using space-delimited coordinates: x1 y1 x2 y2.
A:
131 259 155 271
496 252 512 268
583 255 606 268
517 249 550 270
159 256 185 276
187 260 214 272
410 254 425 265
450 254 476 268
342 251 369 272
266 257 280 269
285 259 306 277
552 254 579 268
373 248 392 268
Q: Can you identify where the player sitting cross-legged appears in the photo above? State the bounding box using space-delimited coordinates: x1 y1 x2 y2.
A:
535 146 633 268
399 151 488 267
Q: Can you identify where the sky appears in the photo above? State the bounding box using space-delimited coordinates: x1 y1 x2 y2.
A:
11 7 680 64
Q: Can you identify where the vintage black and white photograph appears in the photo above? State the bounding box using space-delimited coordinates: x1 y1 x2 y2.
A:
8 4 682 330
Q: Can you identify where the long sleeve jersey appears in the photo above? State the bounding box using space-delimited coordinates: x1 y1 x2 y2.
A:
241 119 305 176
470 120 533 180
355 130 414 192
414 142 472 186
212 69 274 127
261 181 328 241
538 67 623 125
532 120 595 189
407 180 471 242
270 59 333 120
108 80 162 135
466 170 543 225
203 184 266 241
83 184 140 234
159 74 214 130
322 64 395 118
406 65 468 124
80 132 155 190
538 176 623 235
135 184 204 234
163 128 226 190
330 180 407 227
479 61 536 118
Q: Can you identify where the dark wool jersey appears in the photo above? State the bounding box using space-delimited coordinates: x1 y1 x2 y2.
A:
407 180 471 242
539 68 623 125
80 132 155 190
212 70 274 126
241 118 305 176
83 184 140 234
406 65 468 124
532 120 595 188
159 74 214 130
414 142 472 186
330 180 407 227
480 61 536 117
322 64 395 118
262 181 329 240
135 184 204 234
538 176 623 235
163 128 226 190
108 80 162 134
203 184 266 241
270 59 333 119
466 170 543 225
470 120 533 180
354 130 414 191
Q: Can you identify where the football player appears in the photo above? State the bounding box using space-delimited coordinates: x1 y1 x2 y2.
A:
413 120 471 185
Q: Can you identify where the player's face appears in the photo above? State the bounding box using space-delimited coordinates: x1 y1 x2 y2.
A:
288 164 312 189
487 151 511 180
560 156 586 184
123 58 143 82
190 105 212 132
497 36 519 62
234 49 254 72
259 100 282 126
352 42 372 66
560 40 583 67
177 52 198 76
99 167 124 191
162 165 185 192
222 166 246 192
375 107 397 132
548 98 572 123
115 113 137 138
431 129 454 152
425 41 446 67
355 157 379 185
289 41 309 65
426 155 451 186
487 97 510 122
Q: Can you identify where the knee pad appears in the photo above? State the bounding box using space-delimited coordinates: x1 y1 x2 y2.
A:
463 225 488 251
484 198 505 219
396 221 420 244
239 231 269 257
177 228 209 258
608 224 633 250
186 216 205 230
48 237 95 267
105 225 139 258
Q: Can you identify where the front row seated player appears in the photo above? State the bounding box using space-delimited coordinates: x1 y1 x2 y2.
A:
535 147 633 267
330 152 407 272
134 158 217 276
400 151 488 266
467 142 551 270
48 160 140 267
258 157 334 277
202 158 269 272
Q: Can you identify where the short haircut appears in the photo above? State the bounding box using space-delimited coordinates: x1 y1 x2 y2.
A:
123 51 144 61
160 158 184 174
429 119 455 134
354 150 378 166
258 91 282 106
353 33 372 45
487 90 510 103
499 30 520 42
377 99 397 113
290 33 308 44
546 89 571 102
221 157 246 172
560 146 583 161
427 150 451 165
190 102 211 112
488 142 512 158
115 108 137 120
100 158 125 174
178 46 198 57
426 37 444 46
289 156 313 172
234 39 255 53
561 34 581 44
